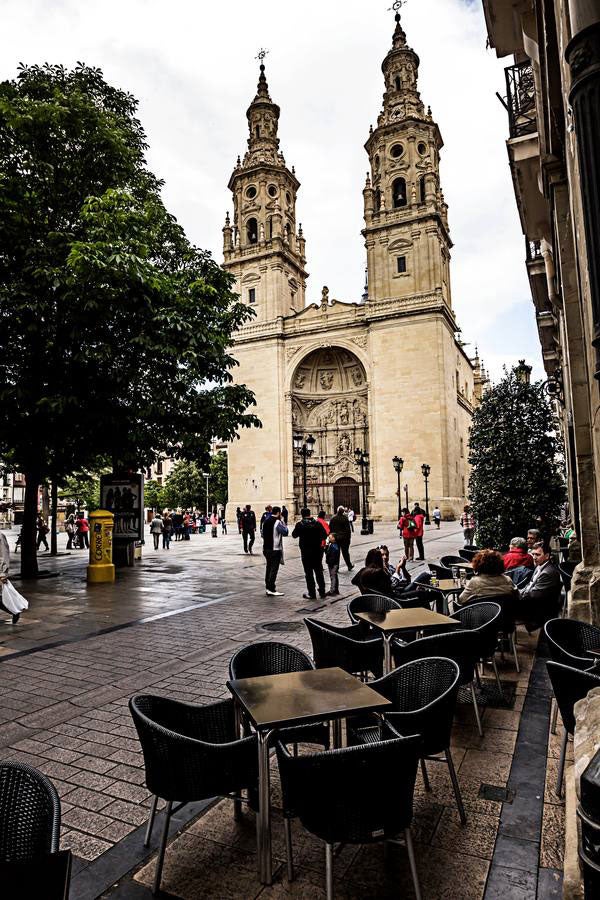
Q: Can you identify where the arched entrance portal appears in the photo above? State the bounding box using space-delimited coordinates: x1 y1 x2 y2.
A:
291 346 369 515
333 477 360 514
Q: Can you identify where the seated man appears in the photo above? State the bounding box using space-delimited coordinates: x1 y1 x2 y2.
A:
519 542 562 631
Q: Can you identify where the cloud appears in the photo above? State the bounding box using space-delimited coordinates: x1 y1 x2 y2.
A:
1 0 542 379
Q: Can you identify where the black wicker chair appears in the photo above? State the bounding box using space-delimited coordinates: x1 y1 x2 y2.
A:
546 662 600 797
348 657 465 824
558 561 577 594
0 762 61 863
129 694 259 895
228 641 329 749
392 629 484 736
450 602 503 698
441 555 471 570
459 547 479 561
545 618 600 670
347 593 401 624
276 735 422 899
429 562 453 580
304 617 384 680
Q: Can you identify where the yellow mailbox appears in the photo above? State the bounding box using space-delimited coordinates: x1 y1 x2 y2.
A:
87 509 116 583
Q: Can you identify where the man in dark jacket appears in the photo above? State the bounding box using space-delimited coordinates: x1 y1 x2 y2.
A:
262 506 288 596
328 506 354 571
240 504 257 554
292 508 327 600
519 542 562 631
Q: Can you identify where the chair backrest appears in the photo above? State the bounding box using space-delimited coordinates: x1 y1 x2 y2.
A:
459 548 478 561
276 734 421 844
347 593 401 624
545 618 600 669
372 657 460 755
558 564 575 592
304 616 381 676
229 641 313 680
392 629 479 684
0 762 60 862
129 694 257 801
429 563 453 579
546 661 600 734
441 555 469 569
451 602 501 658
463 593 518 636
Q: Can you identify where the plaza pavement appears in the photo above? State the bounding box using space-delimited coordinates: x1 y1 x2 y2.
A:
0 521 565 898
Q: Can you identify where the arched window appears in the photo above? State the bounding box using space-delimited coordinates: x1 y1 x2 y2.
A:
374 188 381 211
284 223 291 243
255 125 260 139
267 216 273 240
419 175 426 203
246 218 258 245
392 177 407 208
395 75 401 90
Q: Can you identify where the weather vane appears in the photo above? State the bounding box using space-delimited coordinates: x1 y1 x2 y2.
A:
388 0 406 13
256 48 269 63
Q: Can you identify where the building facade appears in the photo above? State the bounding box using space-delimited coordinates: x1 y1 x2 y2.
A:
482 0 600 625
225 14 483 521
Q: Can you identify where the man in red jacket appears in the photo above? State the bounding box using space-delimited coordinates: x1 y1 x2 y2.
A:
411 503 426 560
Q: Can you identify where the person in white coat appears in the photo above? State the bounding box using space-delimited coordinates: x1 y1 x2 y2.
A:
1 531 21 624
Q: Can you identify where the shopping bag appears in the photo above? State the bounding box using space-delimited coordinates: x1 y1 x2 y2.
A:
1 581 29 614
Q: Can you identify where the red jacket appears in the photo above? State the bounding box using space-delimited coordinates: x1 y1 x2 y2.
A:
317 517 330 548
412 513 425 538
503 547 534 571
398 515 417 540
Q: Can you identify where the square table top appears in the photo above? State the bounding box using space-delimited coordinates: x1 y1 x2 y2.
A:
436 578 467 592
227 666 391 730
356 608 460 634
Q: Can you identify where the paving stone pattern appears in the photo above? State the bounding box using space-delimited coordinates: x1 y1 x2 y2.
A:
0 523 563 898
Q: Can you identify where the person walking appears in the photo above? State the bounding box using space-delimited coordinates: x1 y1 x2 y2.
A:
292 507 327 600
432 505 442 529
76 513 89 549
411 503 426 561
236 507 242 534
240 504 257 554
221 513 227 535
347 508 355 533
281 505 289 526
398 508 416 561
325 532 340 596
36 514 49 551
262 506 288 596
162 511 173 549
150 512 163 550
65 513 76 550
328 506 354 571
460 505 476 547
1 531 27 624
183 511 191 540
210 510 219 538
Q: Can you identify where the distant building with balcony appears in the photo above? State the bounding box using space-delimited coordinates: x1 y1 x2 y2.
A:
481 0 600 625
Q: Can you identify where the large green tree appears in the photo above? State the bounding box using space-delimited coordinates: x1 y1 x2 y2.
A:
468 366 566 549
161 461 205 511
0 64 257 576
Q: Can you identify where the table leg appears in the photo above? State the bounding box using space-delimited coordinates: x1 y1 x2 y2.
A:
383 634 392 674
331 718 343 749
257 729 274 884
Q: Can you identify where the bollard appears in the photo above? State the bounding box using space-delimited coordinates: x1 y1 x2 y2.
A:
578 748 600 897
87 509 116 583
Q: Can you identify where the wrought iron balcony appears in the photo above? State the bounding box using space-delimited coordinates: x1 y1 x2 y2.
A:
505 61 537 138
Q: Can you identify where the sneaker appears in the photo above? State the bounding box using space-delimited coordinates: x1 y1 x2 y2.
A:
266 590 284 597
302 593 317 600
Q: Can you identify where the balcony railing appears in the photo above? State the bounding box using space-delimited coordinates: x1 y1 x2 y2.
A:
526 238 543 262
505 61 537 138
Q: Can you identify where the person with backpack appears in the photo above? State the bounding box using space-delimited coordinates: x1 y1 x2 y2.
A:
36 514 50 551
397 507 417 561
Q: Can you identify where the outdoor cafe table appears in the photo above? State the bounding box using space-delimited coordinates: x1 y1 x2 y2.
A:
356 608 461 674
227 665 392 885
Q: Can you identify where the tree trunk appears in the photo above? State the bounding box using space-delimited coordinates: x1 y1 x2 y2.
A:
50 481 58 556
21 473 40 578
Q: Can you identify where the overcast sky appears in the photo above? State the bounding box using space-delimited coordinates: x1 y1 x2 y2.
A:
2 0 543 379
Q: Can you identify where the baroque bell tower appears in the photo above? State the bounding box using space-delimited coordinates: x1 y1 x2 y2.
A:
223 55 308 323
363 8 452 306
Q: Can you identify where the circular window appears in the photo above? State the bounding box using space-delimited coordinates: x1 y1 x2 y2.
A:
390 144 404 159
418 142 427 155
268 184 278 198
285 191 292 204
246 185 257 199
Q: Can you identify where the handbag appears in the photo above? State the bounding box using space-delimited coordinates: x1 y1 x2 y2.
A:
1 581 29 614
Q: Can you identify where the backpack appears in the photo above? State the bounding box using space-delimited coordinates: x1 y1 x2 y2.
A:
406 517 417 532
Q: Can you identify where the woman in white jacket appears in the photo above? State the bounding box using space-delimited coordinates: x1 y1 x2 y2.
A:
1 531 22 624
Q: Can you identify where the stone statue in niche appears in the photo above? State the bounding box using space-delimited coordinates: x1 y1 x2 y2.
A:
351 367 363 386
339 401 349 425
294 372 306 390
320 370 334 391
338 433 351 454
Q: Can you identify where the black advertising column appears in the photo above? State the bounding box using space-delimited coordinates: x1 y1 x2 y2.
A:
566 21 600 379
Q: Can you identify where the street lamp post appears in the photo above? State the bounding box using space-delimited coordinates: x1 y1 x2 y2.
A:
202 472 210 518
421 463 431 525
354 447 370 534
293 434 316 509
392 456 403 519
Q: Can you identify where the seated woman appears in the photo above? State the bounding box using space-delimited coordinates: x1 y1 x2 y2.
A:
503 537 534 572
457 549 517 606
351 549 395 597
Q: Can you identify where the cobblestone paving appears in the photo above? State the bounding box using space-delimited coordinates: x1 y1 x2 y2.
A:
0 522 559 898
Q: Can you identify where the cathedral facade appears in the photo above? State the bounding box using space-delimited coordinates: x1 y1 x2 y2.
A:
224 14 484 521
